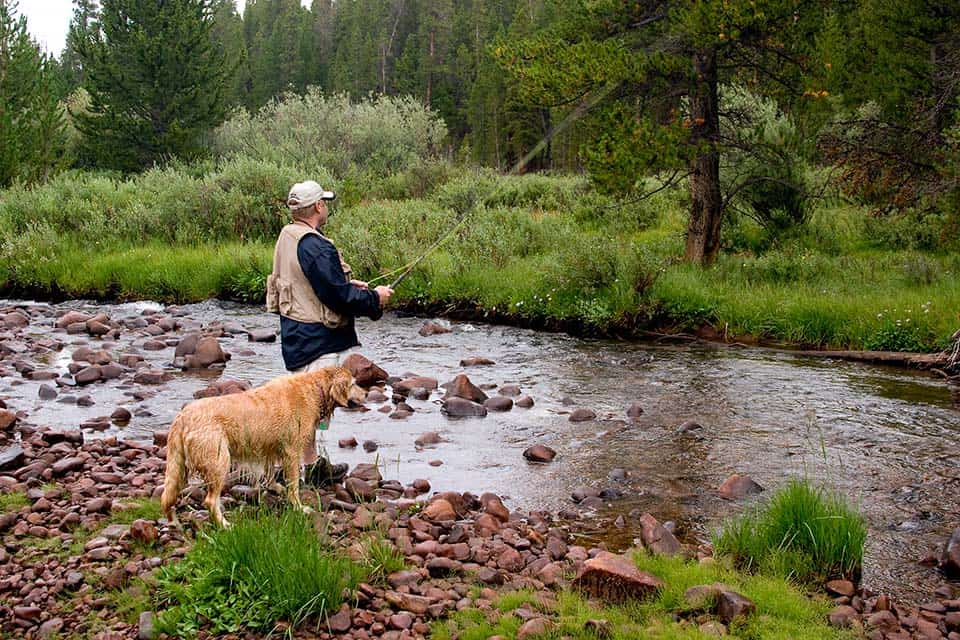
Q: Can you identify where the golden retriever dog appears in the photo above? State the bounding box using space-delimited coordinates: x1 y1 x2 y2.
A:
160 365 366 527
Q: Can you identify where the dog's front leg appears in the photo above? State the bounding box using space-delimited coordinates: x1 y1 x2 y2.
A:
282 455 312 514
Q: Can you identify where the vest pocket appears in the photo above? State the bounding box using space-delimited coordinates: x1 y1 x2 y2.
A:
266 274 281 313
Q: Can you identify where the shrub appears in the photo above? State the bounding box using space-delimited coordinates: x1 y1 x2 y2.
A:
713 478 866 585
212 91 448 178
154 508 368 637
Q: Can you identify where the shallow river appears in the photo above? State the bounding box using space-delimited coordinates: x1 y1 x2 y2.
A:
3 299 959 603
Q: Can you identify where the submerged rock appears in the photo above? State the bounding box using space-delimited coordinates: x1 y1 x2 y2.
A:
717 474 764 500
441 397 487 417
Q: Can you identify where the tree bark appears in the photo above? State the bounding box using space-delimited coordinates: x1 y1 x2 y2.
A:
684 47 723 265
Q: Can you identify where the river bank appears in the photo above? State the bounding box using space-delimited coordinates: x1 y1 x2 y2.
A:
1 297 959 608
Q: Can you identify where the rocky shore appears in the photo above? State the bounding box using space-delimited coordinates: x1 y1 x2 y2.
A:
2 301 960 639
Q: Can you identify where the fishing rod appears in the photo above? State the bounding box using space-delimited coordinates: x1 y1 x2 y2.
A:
372 81 621 291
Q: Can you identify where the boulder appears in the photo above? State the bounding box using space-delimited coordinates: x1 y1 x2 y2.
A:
441 397 487 417
181 336 229 369
460 357 495 366
484 396 513 412
247 328 276 343
55 311 91 329
444 374 488 403
393 376 438 395
572 551 664 603
515 395 535 408
342 353 388 388
637 513 682 556
0 410 17 431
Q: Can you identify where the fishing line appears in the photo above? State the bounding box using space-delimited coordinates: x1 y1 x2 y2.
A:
366 81 621 290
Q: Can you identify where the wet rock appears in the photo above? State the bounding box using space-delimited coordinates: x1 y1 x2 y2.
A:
0 445 25 470
460 357 495 366
339 437 358 448
100 363 124 379
718 474 764 499
638 513 682 556
342 353 388 387
349 463 382 483
181 336 229 369
523 444 556 463
133 370 170 385
572 551 664 603
111 408 132 423
327 605 352 633
444 374 488 403
56 311 91 329
362 440 377 452
142 340 167 351
1 311 29 328
498 384 522 396
77 394 95 406
676 420 703 433
481 493 510 522
941 528 960 576
75 365 102 385
571 486 601 503
415 431 442 447
626 403 644 418
173 333 201 358
345 477 376 501
393 376 439 395
441 397 487 417
569 408 596 422
366 388 387 403
419 320 451 336
193 379 251 398
515 395 535 408
409 386 431 400
247 328 276 343
52 457 84 476
38 384 58 400
484 396 513 412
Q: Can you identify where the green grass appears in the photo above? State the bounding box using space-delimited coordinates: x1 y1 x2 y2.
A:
713 478 867 585
0 491 29 512
153 507 369 637
354 533 406 582
433 553 857 640
1 160 958 351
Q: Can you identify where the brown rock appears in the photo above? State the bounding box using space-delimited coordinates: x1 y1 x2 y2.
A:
481 492 510 522
866 610 900 632
0 410 17 431
444 374 488 403
460 357 495 366
56 311 91 329
572 551 664 603
182 336 228 368
569 408 596 422
638 513 682 556
419 320 451 336
523 444 556 463
327 605 352 633
342 353 388 387
415 431 442 447
826 579 856 597
517 618 554 640
133 369 170 385
441 397 487 417
422 498 456 522
829 605 860 628
345 477 376 501
130 519 158 545
717 473 764 499
941 528 960 576
717 589 756 623
484 396 513 411
626 403 644 418
339 437 358 448
515 395 535 408
393 376 438 394
474 513 501 537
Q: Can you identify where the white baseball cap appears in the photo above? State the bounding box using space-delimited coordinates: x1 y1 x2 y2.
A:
287 180 336 210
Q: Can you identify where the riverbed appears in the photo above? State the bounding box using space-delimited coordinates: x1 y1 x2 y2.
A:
1 299 957 603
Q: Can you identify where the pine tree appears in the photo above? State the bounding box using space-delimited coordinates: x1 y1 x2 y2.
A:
59 0 100 93
0 0 67 186
77 0 228 171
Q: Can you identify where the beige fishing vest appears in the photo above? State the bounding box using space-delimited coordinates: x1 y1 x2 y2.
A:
266 222 352 328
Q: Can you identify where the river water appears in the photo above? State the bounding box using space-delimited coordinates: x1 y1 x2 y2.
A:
3 299 958 603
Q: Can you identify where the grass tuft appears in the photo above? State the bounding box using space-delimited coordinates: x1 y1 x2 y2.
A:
153 508 368 637
713 478 866 585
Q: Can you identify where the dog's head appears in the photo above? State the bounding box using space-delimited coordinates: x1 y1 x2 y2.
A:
329 366 367 408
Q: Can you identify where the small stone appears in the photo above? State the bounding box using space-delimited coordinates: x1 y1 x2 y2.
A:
523 444 556 463
569 408 596 422
717 473 764 499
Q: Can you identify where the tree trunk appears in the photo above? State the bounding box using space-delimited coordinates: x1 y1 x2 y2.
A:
684 47 723 265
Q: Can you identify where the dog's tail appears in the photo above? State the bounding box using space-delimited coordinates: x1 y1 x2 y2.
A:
160 414 189 525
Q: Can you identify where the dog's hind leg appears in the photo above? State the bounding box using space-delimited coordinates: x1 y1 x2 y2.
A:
196 434 232 527
160 421 187 527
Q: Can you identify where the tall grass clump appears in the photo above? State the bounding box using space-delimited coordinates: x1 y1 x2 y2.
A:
713 478 866 585
154 509 368 637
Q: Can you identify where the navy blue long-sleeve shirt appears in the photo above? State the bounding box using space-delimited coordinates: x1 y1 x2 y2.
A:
280 233 381 370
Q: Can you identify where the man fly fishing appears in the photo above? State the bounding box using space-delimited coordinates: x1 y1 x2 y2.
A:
267 180 393 485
